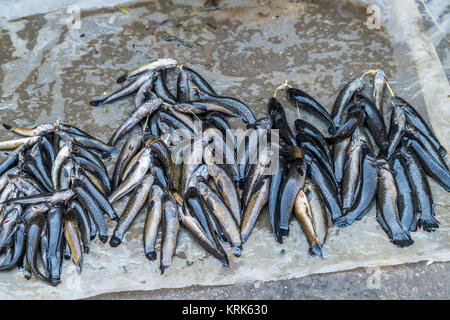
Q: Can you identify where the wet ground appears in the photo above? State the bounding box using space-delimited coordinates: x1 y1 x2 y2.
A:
0 0 448 299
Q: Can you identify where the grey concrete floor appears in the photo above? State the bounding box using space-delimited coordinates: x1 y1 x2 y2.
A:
90 261 449 299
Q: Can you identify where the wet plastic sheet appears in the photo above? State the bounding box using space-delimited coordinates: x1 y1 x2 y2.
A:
0 0 448 299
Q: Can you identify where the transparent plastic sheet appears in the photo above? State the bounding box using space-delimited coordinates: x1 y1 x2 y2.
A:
0 0 448 299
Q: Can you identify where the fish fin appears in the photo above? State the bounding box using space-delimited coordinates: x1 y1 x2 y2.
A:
438 146 447 157
2 124 12 130
116 74 127 84
418 215 439 232
334 214 355 228
160 265 167 275
145 251 157 261
99 234 108 243
308 243 324 258
231 244 242 257
83 245 90 254
109 235 121 247
390 231 414 247
89 99 105 107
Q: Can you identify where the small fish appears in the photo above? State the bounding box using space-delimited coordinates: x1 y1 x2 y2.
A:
0 144 28 177
52 141 73 190
69 200 91 253
268 156 286 244
208 163 241 226
116 58 177 84
286 88 336 132
179 203 229 268
294 119 332 163
181 65 216 96
373 69 386 116
58 131 119 155
326 106 365 143
109 147 152 203
110 174 154 247
160 194 180 274
26 214 52 284
390 151 418 232
303 178 328 249
0 136 40 151
197 177 242 256
376 162 414 247
278 158 307 237
384 97 406 159
305 150 342 222
112 135 144 191
143 184 164 261
340 130 363 211
268 97 296 146
334 146 379 228
7 189 76 205
354 92 387 149
241 176 269 243
402 132 450 191
108 98 162 146
330 76 365 131
90 70 155 107
293 190 323 258
194 87 255 124
72 180 108 243
46 205 64 285
399 147 439 232
2 123 54 137
63 208 83 273
393 96 446 156
153 69 177 104
74 166 118 221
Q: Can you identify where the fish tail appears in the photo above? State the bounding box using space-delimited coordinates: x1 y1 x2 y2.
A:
280 227 289 238
145 251 157 261
418 215 439 232
116 74 128 84
308 243 324 258
231 244 242 257
89 99 105 107
333 215 354 228
75 261 82 274
389 231 414 247
160 264 167 275
99 234 108 244
219 254 230 268
2 124 12 130
109 235 122 247
438 146 447 157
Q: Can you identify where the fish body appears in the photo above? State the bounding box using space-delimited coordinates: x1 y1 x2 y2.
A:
286 88 335 132
376 163 414 247
160 195 180 274
399 147 439 232
240 176 269 243
278 158 307 237
330 76 365 131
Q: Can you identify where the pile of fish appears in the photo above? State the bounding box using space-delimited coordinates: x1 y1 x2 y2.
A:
88 58 448 270
0 57 446 286
0 122 118 285
267 68 448 253
89 58 259 273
